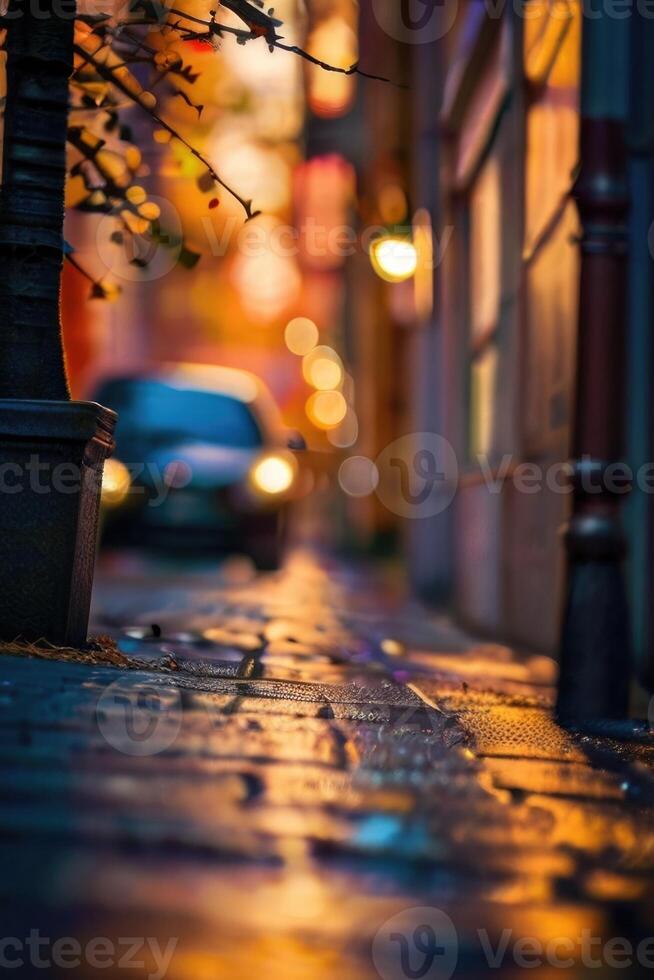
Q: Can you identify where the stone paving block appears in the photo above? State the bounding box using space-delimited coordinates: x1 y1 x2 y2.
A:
484 757 629 801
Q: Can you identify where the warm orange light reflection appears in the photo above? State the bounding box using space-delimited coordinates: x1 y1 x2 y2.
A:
101 458 131 507
307 17 357 118
524 0 580 88
232 248 301 321
470 157 501 339
470 345 497 460
379 184 407 224
294 155 355 270
210 134 291 214
413 208 434 319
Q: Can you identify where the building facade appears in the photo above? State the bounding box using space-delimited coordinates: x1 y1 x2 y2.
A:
350 0 654 690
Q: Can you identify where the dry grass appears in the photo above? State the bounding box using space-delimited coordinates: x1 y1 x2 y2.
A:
0 635 132 668
0 635 181 673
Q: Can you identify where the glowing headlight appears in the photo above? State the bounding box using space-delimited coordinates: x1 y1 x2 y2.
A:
250 453 296 496
101 458 131 507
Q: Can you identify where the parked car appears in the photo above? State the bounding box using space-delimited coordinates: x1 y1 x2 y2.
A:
94 364 304 569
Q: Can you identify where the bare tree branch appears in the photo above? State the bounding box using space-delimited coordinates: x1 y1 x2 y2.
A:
73 41 260 220
165 8 405 86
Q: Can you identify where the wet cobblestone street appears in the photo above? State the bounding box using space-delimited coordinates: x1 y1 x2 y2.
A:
1 550 654 978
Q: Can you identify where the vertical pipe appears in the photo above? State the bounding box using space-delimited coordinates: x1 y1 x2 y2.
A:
624 8 654 692
556 11 632 723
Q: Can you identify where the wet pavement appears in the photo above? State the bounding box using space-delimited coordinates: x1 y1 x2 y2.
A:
1 549 654 978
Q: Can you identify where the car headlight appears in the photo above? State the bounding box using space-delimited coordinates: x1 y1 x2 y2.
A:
249 452 297 496
101 458 131 507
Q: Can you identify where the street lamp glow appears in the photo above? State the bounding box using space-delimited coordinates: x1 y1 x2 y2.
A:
250 453 296 495
370 235 418 283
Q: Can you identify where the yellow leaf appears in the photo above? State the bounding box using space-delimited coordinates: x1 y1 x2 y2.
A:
125 146 142 172
65 174 88 208
97 281 121 302
121 210 150 235
138 201 161 221
96 149 129 186
126 185 146 205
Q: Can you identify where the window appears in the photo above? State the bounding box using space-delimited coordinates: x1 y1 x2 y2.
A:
468 153 501 459
522 0 581 455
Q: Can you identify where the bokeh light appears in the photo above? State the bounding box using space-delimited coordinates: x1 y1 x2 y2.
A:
307 17 358 118
250 452 297 495
285 317 319 355
338 456 379 497
232 247 301 321
210 133 292 214
101 458 131 507
379 184 408 224
308 357 343 390
370 236 418 283
302 346 343 390
327 408 359 448
306 389 348 429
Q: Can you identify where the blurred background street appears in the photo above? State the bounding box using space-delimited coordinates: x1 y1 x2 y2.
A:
2 0 654 973
55 0 654 686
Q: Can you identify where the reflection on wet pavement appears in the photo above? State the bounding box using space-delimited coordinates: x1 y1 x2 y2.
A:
0 550 653 978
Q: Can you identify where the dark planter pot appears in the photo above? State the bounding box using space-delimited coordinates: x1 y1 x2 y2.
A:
0 399 116 646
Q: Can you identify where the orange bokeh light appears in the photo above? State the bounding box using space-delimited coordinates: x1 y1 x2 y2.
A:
306 389 348 429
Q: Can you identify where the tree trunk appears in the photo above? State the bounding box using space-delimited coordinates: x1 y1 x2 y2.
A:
0 0 74 400
0 0 116 648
